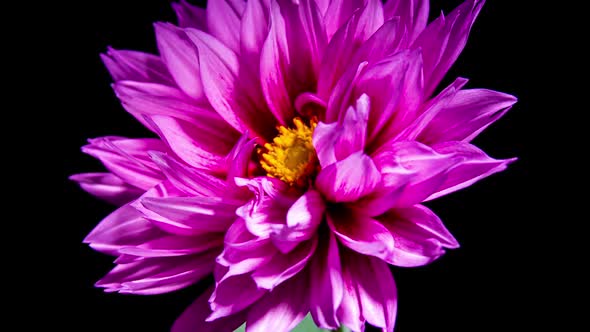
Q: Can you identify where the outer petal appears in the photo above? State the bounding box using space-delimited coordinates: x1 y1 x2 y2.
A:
207 0 245 53
418 89 517 144
371 140 515 207
379 204 459 267
383 0 429 42
69 173 142 205
100 47 173 85
246 272 309 332
81 136 165 190
324 0 368 39
154 23 205 101
309 231 343 329
328 210 395 261
172 0 207 30
208 274 267 321
412 0 485 96
172 287 246 332
343 251 397 331
348 17 406 69
315 152 381 203
95 251 218 295
148 115 237 171
318 0 384 97
186 29 276 141
149 152 229 197
139 196 243 235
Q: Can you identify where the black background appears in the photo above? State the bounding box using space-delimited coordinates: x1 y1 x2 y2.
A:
40 0 558 331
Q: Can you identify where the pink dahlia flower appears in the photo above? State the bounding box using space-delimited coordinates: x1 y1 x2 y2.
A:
72 0 516 330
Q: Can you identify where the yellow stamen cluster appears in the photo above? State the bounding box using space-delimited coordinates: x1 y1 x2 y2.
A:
260 118 318 187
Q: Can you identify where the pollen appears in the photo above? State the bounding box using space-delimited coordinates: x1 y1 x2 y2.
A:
260 118 318 187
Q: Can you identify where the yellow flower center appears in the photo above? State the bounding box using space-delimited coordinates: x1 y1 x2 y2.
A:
260 118 318 187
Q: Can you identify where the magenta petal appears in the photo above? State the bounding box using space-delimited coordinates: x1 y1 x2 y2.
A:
149 115 236 171
225 134 256 183
337 256 364 332
120 233 223 257
140 195 242 234
252 236 317 290
260 0 327 125
209 274 266 321
281 189 325 242
69 172 142 205
246 272 309 332
318 0 384 96
313 94 369 167
396 77 469 141
172 287 246 332
309 231 343 330
101 47 173 85
425 141 517 200
186 29 276 140
349 17 406 68
172 0 207 30
206 0 245 53
82 136 165 190
418 88 517 144
344 251 397 330
383 0 429 42
379 205 458 267
328 210 395 261
84 204 164 256
149 152 228 197
324 0 370 39
316 152 381 202
154 23 205 101
412 0 485 96
96 252 217 295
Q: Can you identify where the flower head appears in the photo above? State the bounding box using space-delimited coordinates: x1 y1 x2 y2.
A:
72 0 516 330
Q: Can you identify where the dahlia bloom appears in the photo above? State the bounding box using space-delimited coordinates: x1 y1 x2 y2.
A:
72 0 516 330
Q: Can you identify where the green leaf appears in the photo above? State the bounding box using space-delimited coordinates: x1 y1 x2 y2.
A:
233 313 350 332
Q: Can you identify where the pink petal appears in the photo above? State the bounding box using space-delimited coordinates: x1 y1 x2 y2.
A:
139 195 243 235
315 152 381 202
260 0 327 125
120 233 224 257
395 77 469 141
328 209 395 261
209 274 267 321
425 141 517 200
154 22 205 101
318 0 384 97
96 251 217 295
81 136 165 190
309 231 343 330
379 204 459 267
84 204 164 256
172 0 207 30
225 134 257 183
383 0 429 42
324 0 369 39
348 17 407 69
186 29 277 141
149 115 237 171
354 49 424 146
323 60 368 121
343 251 397 331
172 287 246 332
207 0 246 53
418 88 517 144
337 255 364 332
252 236 317 290
69 172 142 205
313 94 369 167
101 47 173 85
412 0 485 96
149 152 228 197
246 272 309 332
